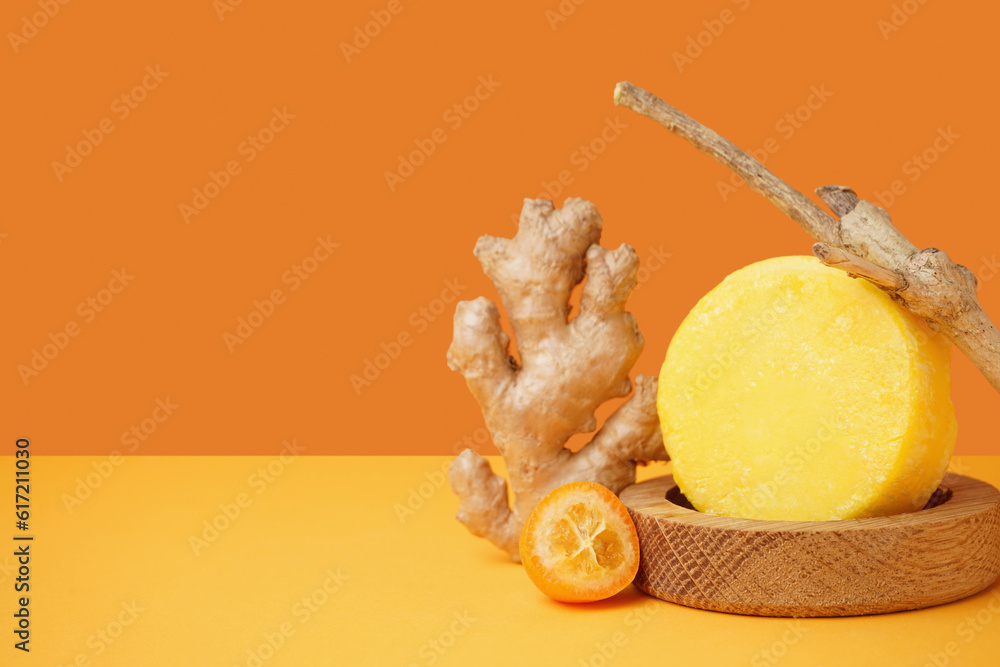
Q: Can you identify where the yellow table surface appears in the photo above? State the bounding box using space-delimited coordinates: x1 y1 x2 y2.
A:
5 456 1000 666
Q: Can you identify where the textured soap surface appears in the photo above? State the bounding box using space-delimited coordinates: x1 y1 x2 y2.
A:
658 256 957 521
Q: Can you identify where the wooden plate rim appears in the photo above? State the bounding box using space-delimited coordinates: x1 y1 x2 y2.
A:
620 472 999 533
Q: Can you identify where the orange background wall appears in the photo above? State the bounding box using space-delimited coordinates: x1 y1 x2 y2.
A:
2 0 998 455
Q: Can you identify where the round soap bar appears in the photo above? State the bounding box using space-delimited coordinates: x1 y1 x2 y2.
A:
658 255 957 521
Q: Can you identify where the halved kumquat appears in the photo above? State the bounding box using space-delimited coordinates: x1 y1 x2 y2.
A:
519 481 640 603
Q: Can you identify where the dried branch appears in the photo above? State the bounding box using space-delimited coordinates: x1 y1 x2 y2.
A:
613 81 1000 393
812 243 907 292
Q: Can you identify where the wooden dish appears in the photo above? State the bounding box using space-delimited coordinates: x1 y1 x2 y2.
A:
619 472 1000 617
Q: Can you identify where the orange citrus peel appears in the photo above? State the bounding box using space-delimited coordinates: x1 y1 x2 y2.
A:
519 481 640 603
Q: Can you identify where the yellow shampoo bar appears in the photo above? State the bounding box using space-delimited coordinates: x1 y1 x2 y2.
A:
658 256 957 521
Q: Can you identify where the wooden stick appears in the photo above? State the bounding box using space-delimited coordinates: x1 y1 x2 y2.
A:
812 243 907 292
613 81 1000 393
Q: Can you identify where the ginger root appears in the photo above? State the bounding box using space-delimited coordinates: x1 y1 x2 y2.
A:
447 198 667 561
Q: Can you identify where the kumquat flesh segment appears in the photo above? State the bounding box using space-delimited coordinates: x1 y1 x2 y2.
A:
519 482 640 603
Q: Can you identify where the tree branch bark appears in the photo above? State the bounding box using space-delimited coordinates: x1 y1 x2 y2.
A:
613 81 1000 394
